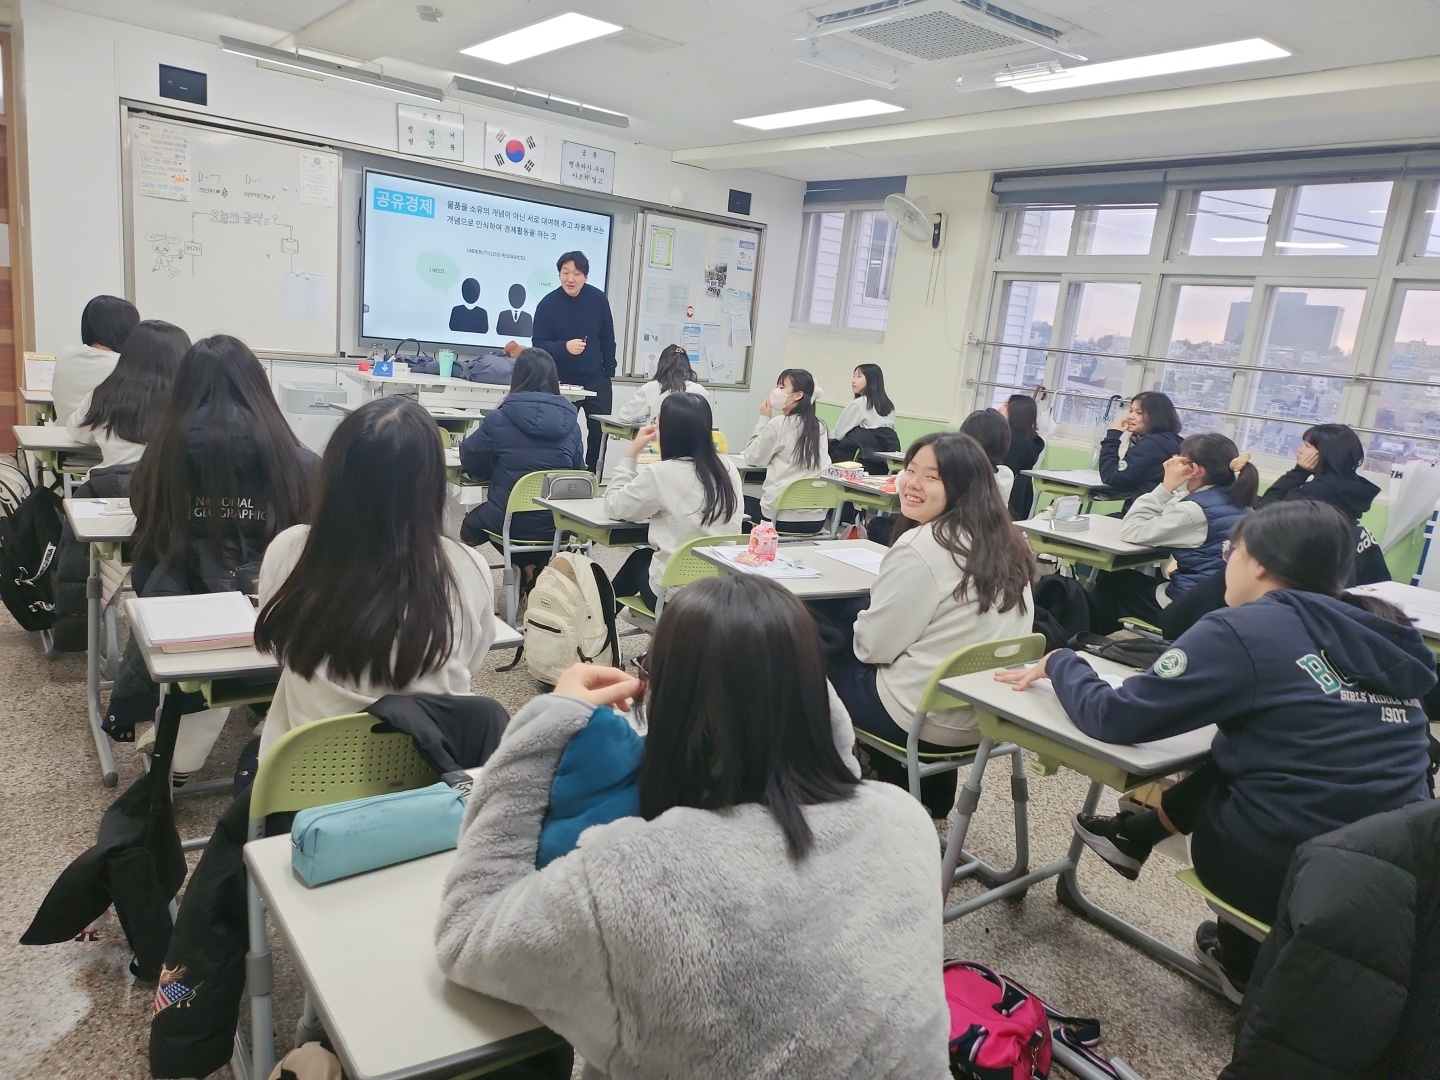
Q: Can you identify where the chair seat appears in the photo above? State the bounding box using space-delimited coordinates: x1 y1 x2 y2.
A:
615 594 655 619
483 531 556 550
1176 868 1272 938
855 727 979 763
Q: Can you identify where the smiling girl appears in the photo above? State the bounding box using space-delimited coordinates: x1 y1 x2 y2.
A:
828 432 1035 815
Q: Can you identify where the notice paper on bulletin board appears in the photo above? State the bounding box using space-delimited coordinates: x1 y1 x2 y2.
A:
626 211 762 386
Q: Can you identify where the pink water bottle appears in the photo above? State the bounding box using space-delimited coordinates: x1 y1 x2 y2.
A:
749 521 778 562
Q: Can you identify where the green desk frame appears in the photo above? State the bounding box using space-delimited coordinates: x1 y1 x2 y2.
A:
1022 531 1167 573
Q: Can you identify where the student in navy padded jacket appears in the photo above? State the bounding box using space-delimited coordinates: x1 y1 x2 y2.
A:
996 501 1435 1004
1096 391 1183 507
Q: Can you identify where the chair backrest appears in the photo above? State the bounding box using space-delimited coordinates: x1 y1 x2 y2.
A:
775 477 844 513
249 713 438 825
660 533 749 590
502 470 594 538
917 633 1047 715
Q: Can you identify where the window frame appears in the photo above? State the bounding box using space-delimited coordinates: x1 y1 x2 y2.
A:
790 202 897 340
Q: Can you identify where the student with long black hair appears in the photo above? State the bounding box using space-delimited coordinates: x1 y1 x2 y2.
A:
255 397 498 756
66 320 190 468
459 348 584 566
1097 391 1183 505
615 344 710 424
829 364 899 470
744 367 831 532
1000 393 1046 519
605 392 743 610
437 574 950 1079
997 501 1434 1002
959 408 1015 506
51 294 140 428
111 335 318 779
830 432 1035 816
1087 432 1258 634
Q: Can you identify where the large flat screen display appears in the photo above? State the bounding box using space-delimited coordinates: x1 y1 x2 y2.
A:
361 169 612 349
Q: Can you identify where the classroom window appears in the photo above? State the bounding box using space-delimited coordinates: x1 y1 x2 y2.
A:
1180 188 1275 256
1075 206 1156 256
990 279 1060 405
1160 284 1254 434
1008 206 1075 256
1365 288 1440 474
792 206 896 333
1416 182 1440 258
1054 281 1142 427
1278 181 1393 256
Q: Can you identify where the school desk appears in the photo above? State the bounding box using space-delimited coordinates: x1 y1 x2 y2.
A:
1021 467 1125 515
876 449 905 473
340 369 594 412
1015 514 1168 573
64 498 136 787
723 453 768 490
938 657 1224 997
535 496 650 555
694 538 887 601
239 836 560 1080
826 474 900 515
590 414 641 484
20 385 55 423
1349 580 1440 648
12 424 98 488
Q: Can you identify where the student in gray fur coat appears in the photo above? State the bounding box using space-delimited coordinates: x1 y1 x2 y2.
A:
436 575 952 1080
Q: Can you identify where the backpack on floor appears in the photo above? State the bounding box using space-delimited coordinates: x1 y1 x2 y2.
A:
0 469 63 632
1032 573 1090 653
945 960 1120 1080
523 550 619 685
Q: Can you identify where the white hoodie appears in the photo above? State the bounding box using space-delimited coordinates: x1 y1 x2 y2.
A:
51 344 118 428
614 380 712 424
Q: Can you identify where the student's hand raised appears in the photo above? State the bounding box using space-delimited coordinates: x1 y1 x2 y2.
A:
553 664 642 709
1162 454 1198 492
993 652 1056 691
628 424 657 457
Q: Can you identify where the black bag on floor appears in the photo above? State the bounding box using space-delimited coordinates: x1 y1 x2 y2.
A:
0 475 63 631
1033 573 1090 652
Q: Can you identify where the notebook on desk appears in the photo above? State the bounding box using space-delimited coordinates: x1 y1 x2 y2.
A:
132 592 258 653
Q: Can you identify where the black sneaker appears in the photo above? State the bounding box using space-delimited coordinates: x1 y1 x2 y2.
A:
1072 812 1152 881
1194 921 1247 1005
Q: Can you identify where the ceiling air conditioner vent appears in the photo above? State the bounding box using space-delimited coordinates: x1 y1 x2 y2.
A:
854 10 1021 60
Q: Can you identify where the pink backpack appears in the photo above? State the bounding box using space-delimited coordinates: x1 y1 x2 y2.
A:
945 961 1118 1080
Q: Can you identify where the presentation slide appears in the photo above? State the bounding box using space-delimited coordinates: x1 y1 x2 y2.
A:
361 170 612 349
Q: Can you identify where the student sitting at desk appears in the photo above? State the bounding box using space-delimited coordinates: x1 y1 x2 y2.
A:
613 344 710 424
1000 393 1046 520
1096 391 1183 507
255 397 500 757
996 501 1435 1003
830 432 1034 818
960 407 1015 505
51 294 140 428
604 392 743 611
66 320 190 469
458 348 584 582
109 335 319 783
829 363 899 473
744 367 831 533
1086 433 1258 634
437 574 951 1080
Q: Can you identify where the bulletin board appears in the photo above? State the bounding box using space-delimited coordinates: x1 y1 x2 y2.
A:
624 212 763 386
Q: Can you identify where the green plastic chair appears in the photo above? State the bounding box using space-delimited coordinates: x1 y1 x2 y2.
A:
616 533 748 630
243 714 441 1080
772 477 843 539
1176 868 1272 942
483 469 592 627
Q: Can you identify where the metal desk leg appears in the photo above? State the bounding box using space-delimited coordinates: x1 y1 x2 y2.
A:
85 544 119 787
1054 781 1220 994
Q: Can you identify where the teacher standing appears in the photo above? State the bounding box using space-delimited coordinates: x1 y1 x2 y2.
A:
506 250 616 475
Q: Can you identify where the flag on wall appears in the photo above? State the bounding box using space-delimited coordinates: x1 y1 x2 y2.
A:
484 124 545 176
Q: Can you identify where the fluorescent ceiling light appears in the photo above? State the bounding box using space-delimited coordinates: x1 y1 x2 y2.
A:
449 75 629 128
1275 241 1347 249
735 98 903 130
1007 38 1289 93
220 36 443 100
796 41 902 89
461 12 622 64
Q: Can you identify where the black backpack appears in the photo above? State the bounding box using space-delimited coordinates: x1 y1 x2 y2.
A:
0 462 64 631
1032 572 1091 652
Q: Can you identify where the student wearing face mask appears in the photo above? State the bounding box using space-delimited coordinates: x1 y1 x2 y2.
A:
743 368 831 534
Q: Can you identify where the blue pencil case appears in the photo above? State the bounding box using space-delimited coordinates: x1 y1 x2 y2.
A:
290 782 465 887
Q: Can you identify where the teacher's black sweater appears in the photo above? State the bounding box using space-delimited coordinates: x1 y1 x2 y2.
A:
532 282 617 384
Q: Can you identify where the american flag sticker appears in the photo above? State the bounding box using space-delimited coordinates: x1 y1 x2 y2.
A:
154 964 196 1013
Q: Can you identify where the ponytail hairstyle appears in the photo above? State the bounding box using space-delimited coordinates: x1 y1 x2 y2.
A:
1181 432 1259 508
1302 423 1364 477
1005 395 1039 441
81 320 191 443
1230 501 1410 626
854 364 894 417
891 432 1033 614
658 392 737 527
654 345 694 395
777 368 823 471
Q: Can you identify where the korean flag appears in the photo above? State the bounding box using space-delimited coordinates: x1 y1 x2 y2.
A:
485 123 546 176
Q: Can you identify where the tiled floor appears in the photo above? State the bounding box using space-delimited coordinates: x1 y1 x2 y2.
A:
0 547 1236 1079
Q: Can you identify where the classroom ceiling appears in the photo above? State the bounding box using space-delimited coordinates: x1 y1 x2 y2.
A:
37 0 1440 180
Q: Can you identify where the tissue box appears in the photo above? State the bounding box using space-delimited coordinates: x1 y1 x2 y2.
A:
1053 515 1091 533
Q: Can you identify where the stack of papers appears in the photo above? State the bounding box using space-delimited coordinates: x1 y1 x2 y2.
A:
132 592 258 653
818 547 885 575
68 498 132 517
699 547 823 579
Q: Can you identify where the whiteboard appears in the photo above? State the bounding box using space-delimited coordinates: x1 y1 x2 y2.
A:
626 212 762 386
126 114 341 355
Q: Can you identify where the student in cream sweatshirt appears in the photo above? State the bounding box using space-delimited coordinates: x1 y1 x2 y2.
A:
605 392 743 610
829 364 899 470
614 344 711 424
743 367 831 531
50 295 140 428
66 320 189 470
829 431 1034 817
436 574 951 1080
